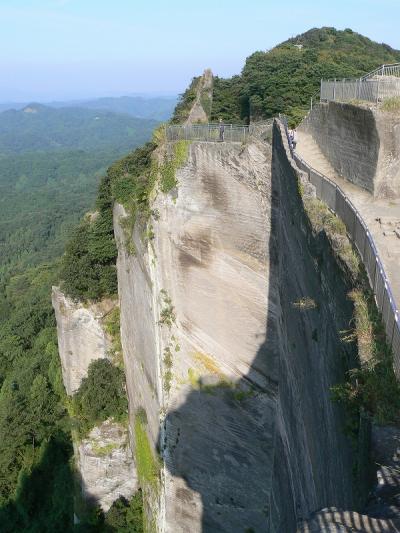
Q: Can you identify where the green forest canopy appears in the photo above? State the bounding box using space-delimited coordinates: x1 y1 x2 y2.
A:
0 103 161 529
0 104 159 154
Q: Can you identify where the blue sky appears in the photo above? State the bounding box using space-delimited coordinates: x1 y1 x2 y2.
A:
0 0 399 101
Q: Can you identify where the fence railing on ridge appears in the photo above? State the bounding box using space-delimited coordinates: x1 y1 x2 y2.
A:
165 120 273 143
320 63 400 104
278 116 400 379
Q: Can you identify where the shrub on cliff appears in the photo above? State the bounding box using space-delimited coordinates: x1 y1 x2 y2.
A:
72 359 128 435
102 492 143 532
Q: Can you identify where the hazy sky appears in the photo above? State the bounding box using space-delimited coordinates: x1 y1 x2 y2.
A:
1 0 399 101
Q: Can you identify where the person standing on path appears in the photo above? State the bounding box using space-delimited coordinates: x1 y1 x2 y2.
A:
292 129 298 150
219 118 225 142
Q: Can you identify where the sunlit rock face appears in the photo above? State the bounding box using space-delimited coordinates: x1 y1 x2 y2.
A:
115 139 274 532
300 101 400 198
52 286 114 394
77 419 137 512
52 288 136 516
115 122 367 532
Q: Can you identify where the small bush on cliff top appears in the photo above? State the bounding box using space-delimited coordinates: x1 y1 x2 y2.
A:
72 359 127 436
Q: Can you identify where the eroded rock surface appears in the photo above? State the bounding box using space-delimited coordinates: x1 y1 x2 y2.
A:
115 139 274 531
77 419 137 512
52 287 137 516
300 101 400 198
52 286 114 394
115 126 367 532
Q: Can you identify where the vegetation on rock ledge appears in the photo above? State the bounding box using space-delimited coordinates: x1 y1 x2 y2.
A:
71 359 128 437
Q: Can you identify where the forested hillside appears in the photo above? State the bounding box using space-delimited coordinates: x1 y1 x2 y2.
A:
0 105 158 154
0 95 177 121
208 27 400 124
50 95 177 121
0 104 163 531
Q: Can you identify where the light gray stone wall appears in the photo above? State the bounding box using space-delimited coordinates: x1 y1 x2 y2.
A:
115 140 275 532
300 102 380 193
77 420 137 512
52 288 137 514
300 101 400 198
52 287 114 395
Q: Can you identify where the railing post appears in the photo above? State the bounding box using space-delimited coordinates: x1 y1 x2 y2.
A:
333 79 336 101
376 77 380 107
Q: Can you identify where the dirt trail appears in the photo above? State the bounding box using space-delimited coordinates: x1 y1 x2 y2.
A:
297 130 400 308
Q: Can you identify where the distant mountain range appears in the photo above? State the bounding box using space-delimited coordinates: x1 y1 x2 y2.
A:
0 94 177 121
0 103 160 154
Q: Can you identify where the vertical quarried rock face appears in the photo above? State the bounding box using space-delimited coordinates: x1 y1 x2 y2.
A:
77 420 137 512
300 101 400 198
52 286 114 395
270 123 357 531
115 139 275 532
52 287 137 513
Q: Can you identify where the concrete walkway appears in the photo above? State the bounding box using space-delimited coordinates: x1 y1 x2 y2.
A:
297 131 400 308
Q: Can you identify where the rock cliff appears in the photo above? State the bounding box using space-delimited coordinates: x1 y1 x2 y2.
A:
113 120 370 531
52 287 136 514
114 138 273 531
77 419 137 512
52 287 114 394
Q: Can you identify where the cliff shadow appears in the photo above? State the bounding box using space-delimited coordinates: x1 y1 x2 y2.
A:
0 431 74 533
158 124 365 532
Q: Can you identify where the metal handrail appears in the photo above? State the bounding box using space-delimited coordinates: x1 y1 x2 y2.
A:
165 121 274 143
320 63 400 104
278 117 400 378
362 63 400 80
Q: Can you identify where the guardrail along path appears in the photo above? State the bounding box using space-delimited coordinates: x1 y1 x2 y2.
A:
291 128 400 376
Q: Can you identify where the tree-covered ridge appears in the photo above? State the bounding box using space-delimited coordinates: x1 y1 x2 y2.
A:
52 95 178 122
0 150 118 290
210 27 400 124
0 104 159 154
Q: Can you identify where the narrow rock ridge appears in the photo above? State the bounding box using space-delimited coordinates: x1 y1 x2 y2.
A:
185 68 213 124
